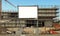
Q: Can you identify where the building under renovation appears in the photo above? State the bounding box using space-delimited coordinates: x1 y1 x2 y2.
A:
0 7 58 31
0 0 60 36
0 0 58 33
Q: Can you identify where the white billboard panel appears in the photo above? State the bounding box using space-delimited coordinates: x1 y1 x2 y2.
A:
18 6 38 18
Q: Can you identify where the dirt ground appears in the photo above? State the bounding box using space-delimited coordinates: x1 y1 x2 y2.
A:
0 34 60 36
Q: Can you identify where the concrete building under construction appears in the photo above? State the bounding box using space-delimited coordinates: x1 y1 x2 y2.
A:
0 7 58 35
0 7 58 28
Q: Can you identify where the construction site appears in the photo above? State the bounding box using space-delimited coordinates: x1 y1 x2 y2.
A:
0 0 60 36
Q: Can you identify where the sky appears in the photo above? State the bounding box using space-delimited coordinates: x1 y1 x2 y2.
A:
2 0 60 18
2 0 60 11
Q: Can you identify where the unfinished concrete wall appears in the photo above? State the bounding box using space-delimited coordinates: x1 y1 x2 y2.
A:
44 20 53 27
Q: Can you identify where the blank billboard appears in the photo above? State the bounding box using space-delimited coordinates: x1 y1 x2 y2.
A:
18 6 38 18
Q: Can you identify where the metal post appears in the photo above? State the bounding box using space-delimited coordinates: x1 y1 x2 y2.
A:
0 0 2 19
36 6 39 36
36 18 39 36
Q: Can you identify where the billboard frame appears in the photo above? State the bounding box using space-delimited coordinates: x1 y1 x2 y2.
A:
17 5 38 19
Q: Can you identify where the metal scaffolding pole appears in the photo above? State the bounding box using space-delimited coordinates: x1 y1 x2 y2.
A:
36 6 39 36
0 0 2 19
5 0 16 8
